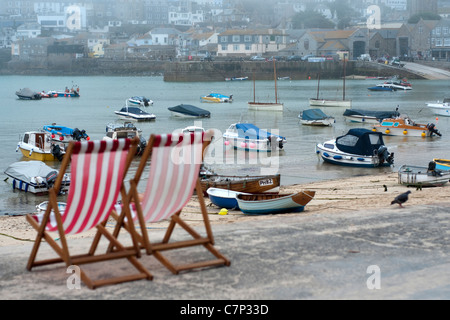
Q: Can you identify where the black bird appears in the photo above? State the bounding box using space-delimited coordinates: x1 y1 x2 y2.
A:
391 190 411 208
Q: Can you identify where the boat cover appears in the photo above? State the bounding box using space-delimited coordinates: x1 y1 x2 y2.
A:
301 109 330 120
4 161 57 183
169 104 211 117
235 123 285 140
343 109 399 119
336 128 385 156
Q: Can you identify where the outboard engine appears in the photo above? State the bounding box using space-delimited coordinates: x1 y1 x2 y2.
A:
51 144 64 161
137 136 147 155
426 123 442 137
72 128 89 141
377 145 394 165
143 98 150 107
45 170 58 189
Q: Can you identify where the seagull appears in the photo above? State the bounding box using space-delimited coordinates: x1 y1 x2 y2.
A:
391 190 411 208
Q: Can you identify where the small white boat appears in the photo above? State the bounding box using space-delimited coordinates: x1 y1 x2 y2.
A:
343 108 400 124
236 191 315 215
201 93 232 103
316 128 394 167
398 164 450 187
4 161 70 194
128 96 153 107
309 98 352 108
426 98 450 117
103 122 147 155
223 123 286 152
17 131 66 161
299 109 334 126
115 102 156 121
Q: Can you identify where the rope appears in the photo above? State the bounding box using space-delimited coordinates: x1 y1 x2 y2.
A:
0 232 34 242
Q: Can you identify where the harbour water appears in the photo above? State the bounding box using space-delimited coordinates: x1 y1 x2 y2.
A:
1 74 450 215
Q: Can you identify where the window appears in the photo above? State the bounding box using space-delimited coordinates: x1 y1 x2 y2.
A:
221 44 226 51
244 35 252 42
445 38 450 46
245 44 251 50
232 35 240 42
233 44 240 51
220 36 227 43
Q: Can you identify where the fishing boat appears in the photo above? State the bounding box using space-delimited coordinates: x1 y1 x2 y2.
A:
426 98 450 117
248 60 283 111
16 131 65 161
377 81 412 91
200 93 233 103
115 102 156 121
225 77 248 81
4 161 70 194
299 108 334 126
46 86 80 97
168 104 210 118
316 128 394 167
103 122 147 155
236 190 316 215
200 173 281 194
372 115 441 137
398 164 450 187
309 61 352 108
343 108 400 124
222 123 286 152
16 88 42 100
43 125 89 143
206 188 250 210
433 159 450 171
128 96 153 106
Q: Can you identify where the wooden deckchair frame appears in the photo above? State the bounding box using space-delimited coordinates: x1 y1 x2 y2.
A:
113 130 230 274
26 138 152 289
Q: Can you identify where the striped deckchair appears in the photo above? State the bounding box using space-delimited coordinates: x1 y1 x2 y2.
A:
26 138 152 289
116 130 230 274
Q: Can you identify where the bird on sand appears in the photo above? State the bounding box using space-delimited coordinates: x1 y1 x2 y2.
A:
391 190 411 208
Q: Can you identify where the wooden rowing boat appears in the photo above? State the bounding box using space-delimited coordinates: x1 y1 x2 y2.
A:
236 190 315 215
200 173 280 194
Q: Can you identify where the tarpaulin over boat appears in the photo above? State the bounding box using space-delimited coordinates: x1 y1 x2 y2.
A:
343 109 399 120
235 123 285 140
4 161 57 184
301 108 330 120
336 128 386 156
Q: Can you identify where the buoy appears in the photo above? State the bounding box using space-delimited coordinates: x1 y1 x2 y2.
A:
372 128 377 132
403 130 408 135
421 131 426 137
224 140 230 146
219 208 228 215
385 129 390 134
249 142 256 149
240 142 246 148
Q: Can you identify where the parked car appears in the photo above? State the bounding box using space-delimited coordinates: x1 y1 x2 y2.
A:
250 56 266 61
301 54 315 61
287 55 302 61
268 56 285 62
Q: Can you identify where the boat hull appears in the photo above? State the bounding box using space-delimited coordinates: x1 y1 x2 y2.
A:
200 174 281 194
309 98 352 108
236 191 315 215
248 102 283 111
300 119 334 126
433 159 450 171
18 146 57 161
427 103 450 117
398 165 450 187
206 188 249 209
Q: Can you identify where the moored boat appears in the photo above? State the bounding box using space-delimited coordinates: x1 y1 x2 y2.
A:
4 161 70 194
316 128 394 167
236 191 316 215
115 103 156 121
16 131 65 161
200 173 281 194
128 96 153 106
343 108 400 124
16 88 42 100
168 104 211 118
222 123 286 152
426 98 450 117
299 108 334 126
201 93 232 103
398 164 450 187
367 85 396 92
103 122 147 155
372 115 441 137
433 159 450 171
43 125 89 143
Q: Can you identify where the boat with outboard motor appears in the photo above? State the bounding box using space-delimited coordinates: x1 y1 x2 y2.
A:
426 98 450 117
115 101 156 121
103 122 147 155
343 108 400 124
372 115 441 137
299 108 334 126
43 125 89 143
316 128 394 167
128 96 153 106
222 123 286 152
168 104 211 118
201 93 232 103
4 161 70 194
16 88 42 100
16 131 66 161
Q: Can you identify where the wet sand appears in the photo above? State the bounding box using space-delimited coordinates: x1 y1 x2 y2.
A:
1 171 449 247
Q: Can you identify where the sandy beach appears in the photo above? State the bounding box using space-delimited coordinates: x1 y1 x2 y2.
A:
1 171 449 247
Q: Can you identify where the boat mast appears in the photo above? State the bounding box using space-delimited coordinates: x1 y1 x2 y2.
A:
343 54 346 101
316 73 320 100
273 59 278 103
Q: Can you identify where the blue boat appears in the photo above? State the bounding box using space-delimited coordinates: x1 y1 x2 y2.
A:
206 188 249 210
43 125 89 142
368 85 395 92
201 93 233 103
433 159 450 171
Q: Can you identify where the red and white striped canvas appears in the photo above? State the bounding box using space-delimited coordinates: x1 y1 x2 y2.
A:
140 132 204 223
35 139 132 234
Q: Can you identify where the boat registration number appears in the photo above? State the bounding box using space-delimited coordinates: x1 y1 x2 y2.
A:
259 179 273 186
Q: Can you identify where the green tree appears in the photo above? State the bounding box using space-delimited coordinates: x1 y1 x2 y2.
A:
292 10 335 29
408 12 441 24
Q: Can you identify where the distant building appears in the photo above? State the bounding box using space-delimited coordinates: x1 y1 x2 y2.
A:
408 0 438 15
430 18 450 60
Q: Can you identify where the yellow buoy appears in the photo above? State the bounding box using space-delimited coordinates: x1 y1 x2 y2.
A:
403 130 408 135
219 208 228 215
385 129 390 134
421 131 426 137
372 128 377 132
